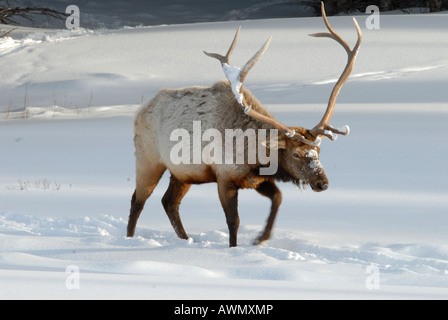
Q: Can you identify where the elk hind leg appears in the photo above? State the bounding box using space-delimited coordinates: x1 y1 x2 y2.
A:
253 180 282 245
161 175 191 240
217 181 240 247
127 163 166 237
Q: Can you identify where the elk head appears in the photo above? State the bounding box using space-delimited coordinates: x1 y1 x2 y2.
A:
204 2 362 192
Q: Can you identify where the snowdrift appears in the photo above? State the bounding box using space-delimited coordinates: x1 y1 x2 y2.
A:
1 13 448 299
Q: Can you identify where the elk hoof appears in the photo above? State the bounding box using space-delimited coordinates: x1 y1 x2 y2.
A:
253 232 270 245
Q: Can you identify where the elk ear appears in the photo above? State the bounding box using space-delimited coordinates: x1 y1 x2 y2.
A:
261 136 286 150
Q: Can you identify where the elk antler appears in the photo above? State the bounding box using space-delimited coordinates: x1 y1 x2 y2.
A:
204 2 361 146
204 27 314 145
308 1 362 141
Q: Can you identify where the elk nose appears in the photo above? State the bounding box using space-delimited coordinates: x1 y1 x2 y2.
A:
316 182 328 191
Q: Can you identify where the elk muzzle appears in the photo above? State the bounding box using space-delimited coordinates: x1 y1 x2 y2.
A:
313 179 329 192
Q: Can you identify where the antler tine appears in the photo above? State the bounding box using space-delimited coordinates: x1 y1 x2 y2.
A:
204 27 318 146
309 2 362 141
203 26 241 65
239 36 272 83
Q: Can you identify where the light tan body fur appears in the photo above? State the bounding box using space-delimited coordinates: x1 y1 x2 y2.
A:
134 81 276 188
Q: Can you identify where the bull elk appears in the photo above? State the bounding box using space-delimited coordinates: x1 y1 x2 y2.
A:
127 2 362 247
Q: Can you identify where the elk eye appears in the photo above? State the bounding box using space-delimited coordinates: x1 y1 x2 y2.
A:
293 153 300 159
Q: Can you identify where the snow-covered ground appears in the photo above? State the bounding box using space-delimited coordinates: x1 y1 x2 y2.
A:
1 12 448 299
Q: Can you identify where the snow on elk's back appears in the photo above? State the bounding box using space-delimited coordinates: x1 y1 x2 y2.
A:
0 13 448 299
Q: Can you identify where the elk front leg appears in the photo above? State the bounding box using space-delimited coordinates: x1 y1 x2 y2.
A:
217 180 240 247
161 175 191 240
253 180 282 245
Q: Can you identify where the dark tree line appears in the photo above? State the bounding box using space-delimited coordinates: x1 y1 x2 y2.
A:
303 0 447 15
1 0 446 38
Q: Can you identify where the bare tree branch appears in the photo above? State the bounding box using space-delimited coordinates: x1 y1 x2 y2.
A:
0 1 68 25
